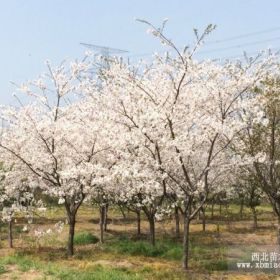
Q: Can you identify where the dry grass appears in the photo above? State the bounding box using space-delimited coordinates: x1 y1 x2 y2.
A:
0 204 279 279
0 265 48 280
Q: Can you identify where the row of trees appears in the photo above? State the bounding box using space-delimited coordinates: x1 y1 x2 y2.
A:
0 21 280 270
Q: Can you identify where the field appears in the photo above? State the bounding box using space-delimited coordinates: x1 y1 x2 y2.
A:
0 204 279 280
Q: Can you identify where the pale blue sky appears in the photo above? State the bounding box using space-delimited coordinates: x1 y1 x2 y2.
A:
1 0 280 104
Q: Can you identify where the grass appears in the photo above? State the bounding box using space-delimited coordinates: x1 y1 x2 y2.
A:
0 254 207 280
104 236 183 260
104 235 229 272
0 264 7 274
74 232 99 245
0 204 278 279
0 254 143 280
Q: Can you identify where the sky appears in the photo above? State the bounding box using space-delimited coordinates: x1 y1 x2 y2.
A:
0 0 280 105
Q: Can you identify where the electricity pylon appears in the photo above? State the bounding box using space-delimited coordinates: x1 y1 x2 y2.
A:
80 43 128 70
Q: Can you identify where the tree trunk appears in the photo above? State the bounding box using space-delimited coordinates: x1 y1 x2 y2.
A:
8 220 13 249
277 215 280 275
148 216 155 246
211 201 214 220
201 206 206 232
239 199 244 220
219 203 222 216
136 210 141 237
119 206 126 220
277 216 280 247
67 213 76 256
99 206 105 243
65 199 84 257
104 204 109 232
182 210 191 270
175 206 180 239
251 207 258 229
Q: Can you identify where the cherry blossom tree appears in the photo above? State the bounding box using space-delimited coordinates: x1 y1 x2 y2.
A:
0 159 37 248
0 18 277 270
93 20 277 269
0 60 116 255
234 74 280 243
234 172 263 228
111 152 166 245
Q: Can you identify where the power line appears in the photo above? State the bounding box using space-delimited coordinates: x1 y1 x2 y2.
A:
212 46 280 61
128 27 280 59
128 36 280 60
206 27 280 45
127 47 280 66
196 36 280 55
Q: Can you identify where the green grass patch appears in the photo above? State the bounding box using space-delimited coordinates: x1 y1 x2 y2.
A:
0 264 7 274
200 259 228 271
104 236 229 272
0 255 40 272
74 232 99 245
0 255 143 280
105 236 182 260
